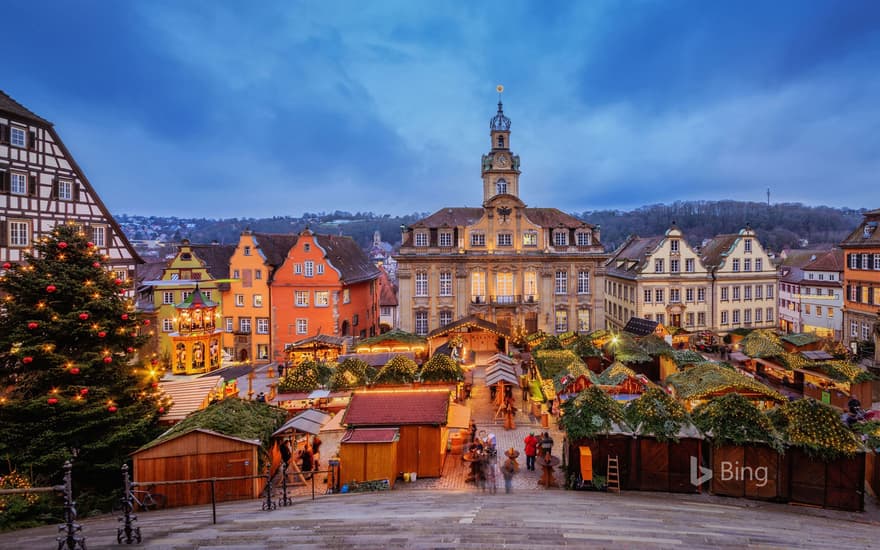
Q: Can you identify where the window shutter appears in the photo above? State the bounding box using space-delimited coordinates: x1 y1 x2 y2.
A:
0 170 8 193
28 175 37 196
0 222 6 247
73 182 80 202
51 178 59 199
0 124 8 144
28 131 37 150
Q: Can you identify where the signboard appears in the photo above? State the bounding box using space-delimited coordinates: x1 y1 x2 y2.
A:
821 391 831 405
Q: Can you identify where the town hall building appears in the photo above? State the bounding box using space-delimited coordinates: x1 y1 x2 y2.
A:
395 100 607 337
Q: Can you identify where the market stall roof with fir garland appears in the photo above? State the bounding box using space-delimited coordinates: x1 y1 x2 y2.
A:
638 334 675 358
666 362 786 404
605 332 651 364
740 329 785 359
626 386 701 441
561 385 632 440
672 349 707 367
354 329 426 352
139 397 287 454
769 398 864 461
692 393 783 451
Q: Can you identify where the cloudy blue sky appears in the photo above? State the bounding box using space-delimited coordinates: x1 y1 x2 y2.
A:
4 1 879 217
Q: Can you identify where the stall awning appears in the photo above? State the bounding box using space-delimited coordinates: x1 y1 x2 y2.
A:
485 369 519 386
273 408 332 437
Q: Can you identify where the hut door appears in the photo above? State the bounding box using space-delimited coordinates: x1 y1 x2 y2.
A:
417 427 441 478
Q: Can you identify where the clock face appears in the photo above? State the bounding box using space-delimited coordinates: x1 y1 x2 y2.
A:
496 154 508 167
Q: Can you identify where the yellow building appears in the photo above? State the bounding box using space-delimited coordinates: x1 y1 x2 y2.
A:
701 227 778 333
395 99 607 338
605 225 777 335
221 230 297 363
605 224 711 332
146 240 234 369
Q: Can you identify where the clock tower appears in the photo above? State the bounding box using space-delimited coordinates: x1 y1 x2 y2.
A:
481 100 521 204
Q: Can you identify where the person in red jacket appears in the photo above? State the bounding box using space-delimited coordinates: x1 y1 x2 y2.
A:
523 432 539 471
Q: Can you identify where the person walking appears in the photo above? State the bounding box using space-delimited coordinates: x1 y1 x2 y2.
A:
501 457 517 493
312 435 322 470
540 431 554 461
524 432 539 471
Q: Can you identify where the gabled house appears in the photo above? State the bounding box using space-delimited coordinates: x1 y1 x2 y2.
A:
222 230 298 363
0 90 141 281
605 224 711 332
271 229 380 362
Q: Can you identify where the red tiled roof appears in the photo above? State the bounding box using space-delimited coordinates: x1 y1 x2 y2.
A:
803 249 844 272
343 391 450 426
342 428 399 444
314 234 381 285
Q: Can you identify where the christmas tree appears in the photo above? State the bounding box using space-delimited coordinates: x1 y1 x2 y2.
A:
0 224 164 503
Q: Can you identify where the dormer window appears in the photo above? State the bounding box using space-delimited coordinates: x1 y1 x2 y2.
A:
438 231 453 247
552 230 568 247
576 231 592 246
414 232 429 247
496 178 508 195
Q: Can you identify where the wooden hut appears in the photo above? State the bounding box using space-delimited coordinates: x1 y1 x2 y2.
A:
339 428 400 488
132 429 262 507
341 390 451 479
133 398 286 507
425 315 511 358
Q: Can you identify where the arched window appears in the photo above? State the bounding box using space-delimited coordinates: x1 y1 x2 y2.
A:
496 178 508 195
497 134 505 148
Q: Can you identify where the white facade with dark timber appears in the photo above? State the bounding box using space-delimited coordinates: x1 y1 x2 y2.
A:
0 90 140 277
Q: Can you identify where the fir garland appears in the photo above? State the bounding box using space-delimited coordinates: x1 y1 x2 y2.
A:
692 393 783 451
560 386 627 440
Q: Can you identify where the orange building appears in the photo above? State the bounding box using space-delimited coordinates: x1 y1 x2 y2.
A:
841 209 880 365
222 230 298 364
271 229 381 363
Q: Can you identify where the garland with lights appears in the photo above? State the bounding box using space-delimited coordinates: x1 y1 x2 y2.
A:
278 360 320 392
0 224 164 509
419 353 464 383
692 393 783 451
768 398 863 461
328 357 374 391
560 385 628 440
373 354 418 384
626 387 693 442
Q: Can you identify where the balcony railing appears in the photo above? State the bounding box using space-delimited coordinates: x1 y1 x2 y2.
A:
471 295 540 305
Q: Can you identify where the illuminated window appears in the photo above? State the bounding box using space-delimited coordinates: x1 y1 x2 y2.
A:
315 291 329 307
253 294 263 307
523 231 538 246
555 310 568 333
235 294 244 307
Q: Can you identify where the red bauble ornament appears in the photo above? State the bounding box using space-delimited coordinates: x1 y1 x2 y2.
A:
70 367 80 375
158 407 165 414
80 388 89 395
79 313 89 320
126 347 134 353
87 242 95 248
121 314 129 320
151 359 159 365
143 320 151 326
2 262 10 269
92 262 101 268
47 397 59 405
27 322 39 330
108 405 118 413
114 279 123 285
46 285 57 293
151 382 159 388
98 331 107 338
22 357 33 364
57 242 68 249
103 356 112 364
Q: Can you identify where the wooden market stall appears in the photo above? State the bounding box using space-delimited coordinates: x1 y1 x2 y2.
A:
133 429 262 507
341 390 451 479
338 428 400 488
665 363 786 411
285 334 349 365
426 315 511 358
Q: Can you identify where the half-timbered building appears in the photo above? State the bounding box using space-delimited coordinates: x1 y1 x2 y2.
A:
0 90 140 277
